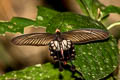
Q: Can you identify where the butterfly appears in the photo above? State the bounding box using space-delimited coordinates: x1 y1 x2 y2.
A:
11 28 109 71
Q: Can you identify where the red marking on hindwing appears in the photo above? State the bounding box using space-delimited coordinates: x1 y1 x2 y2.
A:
61 48 64 59
64 61 67 65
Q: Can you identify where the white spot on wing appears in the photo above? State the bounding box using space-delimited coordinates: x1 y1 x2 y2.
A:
51 52 53 54
62 40 67 50
53 46 56 50
73 49 75 51
50 40 72 51
62 40 67 45
54 41 58 47
62 40 72 50
51 41 60 51
51 41 53 43
68 41 71 44
68 45 71 48
51 43 54 46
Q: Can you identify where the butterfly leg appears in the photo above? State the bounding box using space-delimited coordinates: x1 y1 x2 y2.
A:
70 59 75 71
56 51 63 71
68 50 76 71
58 61 63 71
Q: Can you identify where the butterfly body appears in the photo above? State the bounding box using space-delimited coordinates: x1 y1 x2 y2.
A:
49 30 75 65
49 39 75 64
11 28 109 71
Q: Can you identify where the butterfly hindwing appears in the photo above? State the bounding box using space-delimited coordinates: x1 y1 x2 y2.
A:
11 33 55 46
61 28 109 44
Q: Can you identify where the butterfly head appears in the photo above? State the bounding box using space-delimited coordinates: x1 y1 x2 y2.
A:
55 29 60 33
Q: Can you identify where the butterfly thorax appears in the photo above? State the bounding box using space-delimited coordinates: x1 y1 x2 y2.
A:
49 38 75 63
55 31 63 41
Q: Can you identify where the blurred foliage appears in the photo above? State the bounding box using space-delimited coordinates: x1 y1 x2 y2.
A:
77 0 120 23
0 18 35 34
36 6 59 26
102 5 120 16
0 63 78 80
101 5 120 21
77 0 105 20
0 5 119 80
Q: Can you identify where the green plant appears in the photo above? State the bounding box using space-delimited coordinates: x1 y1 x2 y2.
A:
0 0 120 80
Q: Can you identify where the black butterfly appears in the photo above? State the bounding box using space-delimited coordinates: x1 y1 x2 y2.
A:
11 28 109 71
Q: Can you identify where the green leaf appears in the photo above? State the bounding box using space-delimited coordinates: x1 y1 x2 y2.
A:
0 17 35 34
46 12 118 80
0 7 118 80
11 17 35 27
102 5 120 19
36 6 59 26
47 12 105 32
0 22 15 34
0 63 75 80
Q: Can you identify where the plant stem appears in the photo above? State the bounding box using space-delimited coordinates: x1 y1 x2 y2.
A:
107 22 120 30
80 0 91 17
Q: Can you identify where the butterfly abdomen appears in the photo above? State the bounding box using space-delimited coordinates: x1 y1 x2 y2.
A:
49 40 75 61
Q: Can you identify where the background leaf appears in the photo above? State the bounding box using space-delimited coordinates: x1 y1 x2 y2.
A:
101 5 120 20
0 7 58 34
0 17 35 34
11 17 35 27
36 6 59 26
0 63 76 80
76 0 105 20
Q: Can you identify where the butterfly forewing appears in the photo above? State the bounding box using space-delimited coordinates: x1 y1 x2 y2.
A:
12 29 109 46
61 29 109 44
11 33 55 46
